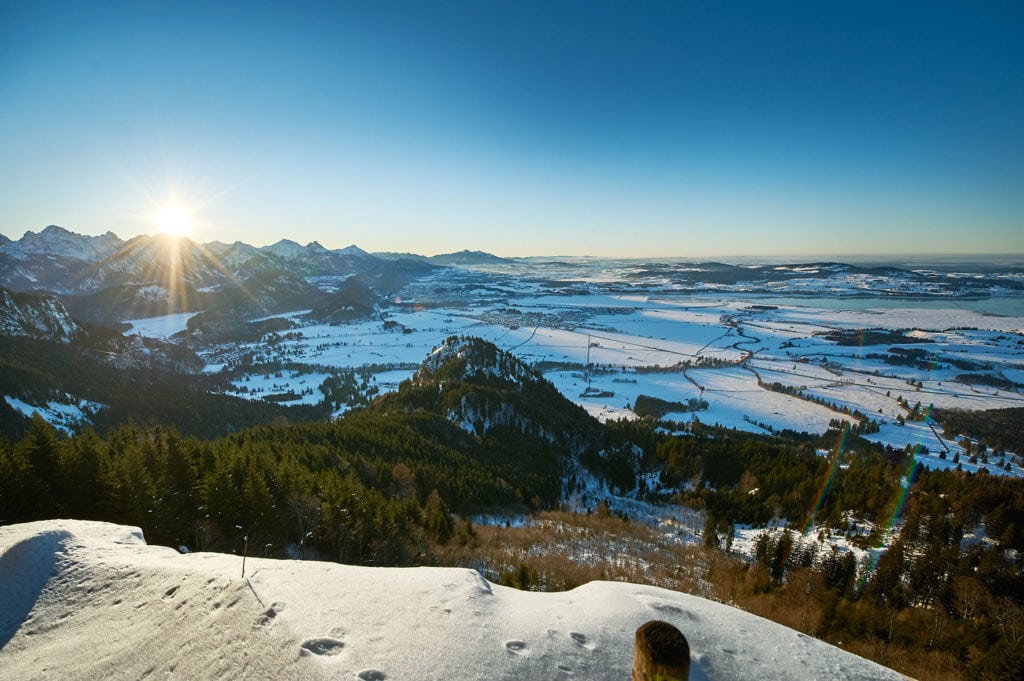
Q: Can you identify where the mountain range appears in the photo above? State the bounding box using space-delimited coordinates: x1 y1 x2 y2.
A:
0 226 518 300
3 225 1019 330
0 226 444 323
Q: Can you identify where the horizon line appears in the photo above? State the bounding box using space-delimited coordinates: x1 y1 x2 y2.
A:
2 225 1022 265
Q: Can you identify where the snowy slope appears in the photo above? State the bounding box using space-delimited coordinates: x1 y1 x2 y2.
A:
0 520 906 681
0 287 80 342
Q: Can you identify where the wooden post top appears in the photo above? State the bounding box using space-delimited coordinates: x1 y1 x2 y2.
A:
632 619 690 681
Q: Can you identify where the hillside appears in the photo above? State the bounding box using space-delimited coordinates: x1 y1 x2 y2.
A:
0 339 599 555
0 520 906 681
0 287 80 343
381 336 602 454
0 334 323 440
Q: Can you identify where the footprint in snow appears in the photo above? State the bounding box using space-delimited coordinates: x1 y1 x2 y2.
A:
648 602 682 615
357 670 386 680
648 601 698 621
505 640 528 655
254 602 284 627
569 631 594 650
300 638 345 656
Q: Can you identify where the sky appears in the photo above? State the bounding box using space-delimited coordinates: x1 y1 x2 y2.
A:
1 0 1022 258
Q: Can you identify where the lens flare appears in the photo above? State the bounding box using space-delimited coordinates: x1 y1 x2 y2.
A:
854 404 931 590
801 425 848 535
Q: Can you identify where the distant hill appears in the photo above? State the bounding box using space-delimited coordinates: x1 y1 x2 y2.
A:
428 250 510 266
0 332 322 440
357 336 603 508
375 249 511 266
373 250 431 262
379 335 601 455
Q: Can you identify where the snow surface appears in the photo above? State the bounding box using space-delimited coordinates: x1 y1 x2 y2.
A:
226 369 331 405
183 292 1024 475
0 283 998 480
0 520 906 681
125 312 202 339
3 395 106 434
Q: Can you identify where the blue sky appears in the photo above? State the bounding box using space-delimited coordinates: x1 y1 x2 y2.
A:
1 1 1021 257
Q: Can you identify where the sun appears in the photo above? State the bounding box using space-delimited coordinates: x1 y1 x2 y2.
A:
155 202 192 237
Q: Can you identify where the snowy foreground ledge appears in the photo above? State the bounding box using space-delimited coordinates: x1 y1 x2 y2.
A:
0 521 906 681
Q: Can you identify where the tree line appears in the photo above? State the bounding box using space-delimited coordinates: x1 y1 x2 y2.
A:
0 409 559 564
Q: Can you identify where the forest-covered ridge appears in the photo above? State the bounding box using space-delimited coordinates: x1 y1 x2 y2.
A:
0 334 326 440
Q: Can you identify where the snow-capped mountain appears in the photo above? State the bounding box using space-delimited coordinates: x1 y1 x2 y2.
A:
336 244 372 258
0 228 391 297
202 240 270 271
262 237 309 260
260 239 379 277
0 226 125 293
0 520 906 680
3 225 123 262
0 286 80 342
79 234 233 292
0 227 436 322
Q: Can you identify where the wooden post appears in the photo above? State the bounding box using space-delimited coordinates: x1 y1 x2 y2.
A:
632 620 690 681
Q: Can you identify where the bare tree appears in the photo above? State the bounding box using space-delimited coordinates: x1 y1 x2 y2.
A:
287 492 321 559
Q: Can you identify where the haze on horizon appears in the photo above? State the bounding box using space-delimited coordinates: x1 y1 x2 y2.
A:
1 1 1022 259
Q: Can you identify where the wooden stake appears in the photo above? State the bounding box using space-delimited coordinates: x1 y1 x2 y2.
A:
632 620 690 681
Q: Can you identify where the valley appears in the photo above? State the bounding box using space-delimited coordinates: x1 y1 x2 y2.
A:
181 257 1024 479
2 228 1023 680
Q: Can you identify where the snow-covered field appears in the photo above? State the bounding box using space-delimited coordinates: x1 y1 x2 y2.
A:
0 520 906 680
125 311 201 339
228 369 333 406
173 281 1024 476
